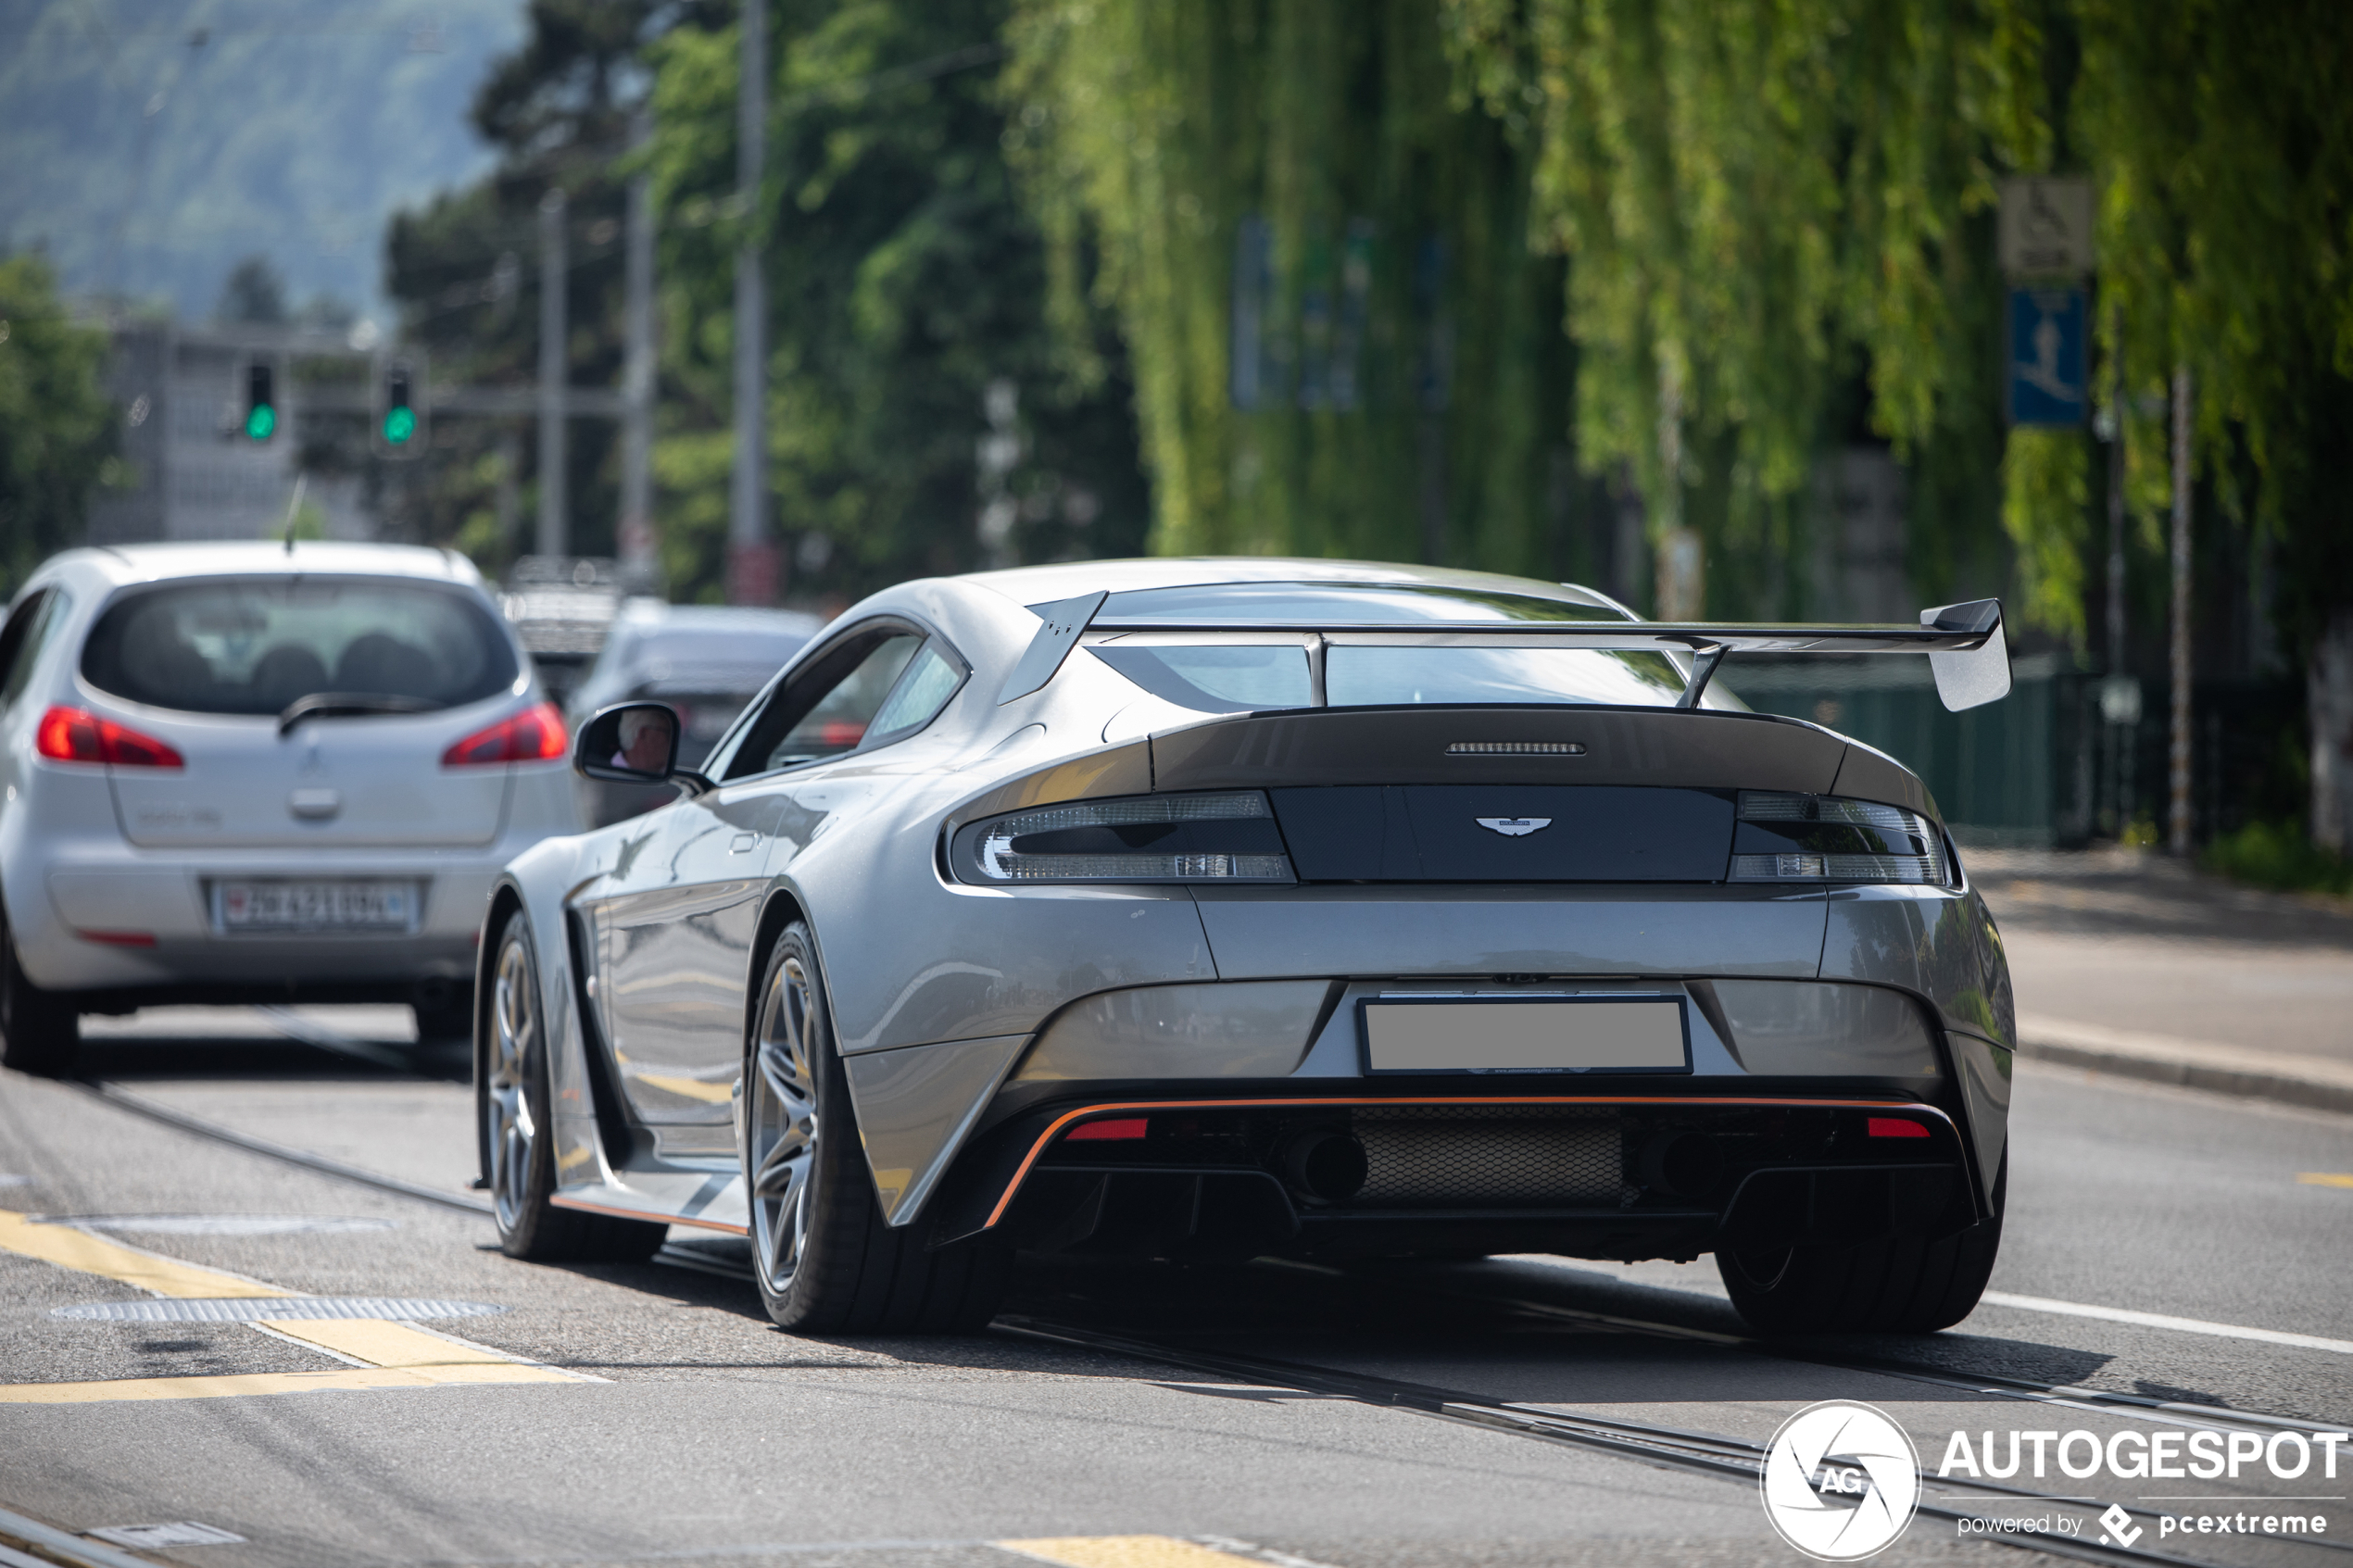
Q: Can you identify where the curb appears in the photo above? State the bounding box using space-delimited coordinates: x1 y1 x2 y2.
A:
2016 1015 2353 1117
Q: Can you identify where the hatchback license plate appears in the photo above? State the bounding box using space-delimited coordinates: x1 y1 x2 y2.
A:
214 882 417 935
1361 996 1689 1074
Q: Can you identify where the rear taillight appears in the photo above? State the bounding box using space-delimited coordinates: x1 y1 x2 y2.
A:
951 791 1294 885
442 701 568 767
35 707 184 769
1729 792 1954 887
1867 1117 1931 1139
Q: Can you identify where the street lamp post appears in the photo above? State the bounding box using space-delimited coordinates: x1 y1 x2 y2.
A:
727 0 774 606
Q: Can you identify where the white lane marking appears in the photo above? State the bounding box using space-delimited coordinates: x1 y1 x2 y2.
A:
1980 1291 2353 1355
88 1523 245 1549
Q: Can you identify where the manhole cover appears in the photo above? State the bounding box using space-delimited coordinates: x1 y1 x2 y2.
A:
38 1214 396 1236
54 1298 504 1323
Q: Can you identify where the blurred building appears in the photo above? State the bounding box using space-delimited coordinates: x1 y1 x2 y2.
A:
82 320 373 545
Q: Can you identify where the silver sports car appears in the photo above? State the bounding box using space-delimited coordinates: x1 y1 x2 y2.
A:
477 558 2017 1337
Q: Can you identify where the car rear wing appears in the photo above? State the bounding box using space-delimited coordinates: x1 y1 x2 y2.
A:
998 593 2011 713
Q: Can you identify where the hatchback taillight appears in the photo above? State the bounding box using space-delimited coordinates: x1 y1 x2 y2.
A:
35 707 184 769
442 701 567 767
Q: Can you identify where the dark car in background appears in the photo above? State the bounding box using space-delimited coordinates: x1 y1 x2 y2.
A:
564 601 824 825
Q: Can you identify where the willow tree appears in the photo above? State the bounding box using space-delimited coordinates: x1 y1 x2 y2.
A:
1441 0 2045 620
2069 0 2353 847
1006 0 1575 574
1445 0 2353 833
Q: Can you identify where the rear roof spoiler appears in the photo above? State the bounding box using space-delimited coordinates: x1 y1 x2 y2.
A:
998 592 2010 714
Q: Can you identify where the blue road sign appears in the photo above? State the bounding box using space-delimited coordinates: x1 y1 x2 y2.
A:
2007 287 2087 426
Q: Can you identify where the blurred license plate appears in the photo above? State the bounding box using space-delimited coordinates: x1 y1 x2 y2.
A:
215 882 416 934
1362 997 1689 1073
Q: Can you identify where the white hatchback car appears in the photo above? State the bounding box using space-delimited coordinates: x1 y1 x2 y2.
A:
0 542 580 1075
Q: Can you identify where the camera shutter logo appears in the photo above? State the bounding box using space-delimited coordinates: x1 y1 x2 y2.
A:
1760 1400 1921 1561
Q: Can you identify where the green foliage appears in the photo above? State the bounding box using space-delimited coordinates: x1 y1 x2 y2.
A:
1999 424 2088 639
645 0 1149 602
2074 0 2353 653
1442 0 2042 613
2203 819 2353 898
0 256 116 592
383 1 688 571
1006 0 1575 572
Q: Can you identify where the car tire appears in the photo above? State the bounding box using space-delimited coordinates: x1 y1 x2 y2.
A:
743 921 1008 1334
479 911 665 1263
0 910 79 1078
1715 1153 2006 1336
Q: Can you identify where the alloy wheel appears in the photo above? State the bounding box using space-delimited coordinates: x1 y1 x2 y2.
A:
747 954 821 1298
484 935 537 1233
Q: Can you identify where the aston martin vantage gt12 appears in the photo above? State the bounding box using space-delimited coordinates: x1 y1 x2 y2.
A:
476 559 2018 1336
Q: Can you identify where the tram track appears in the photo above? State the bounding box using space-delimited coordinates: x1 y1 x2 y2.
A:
81 1049 2342 1446
61 1025 2350 1568
995 1315 2324 1568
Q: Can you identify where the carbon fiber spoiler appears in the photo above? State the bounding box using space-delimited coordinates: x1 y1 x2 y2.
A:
997 593 2009 714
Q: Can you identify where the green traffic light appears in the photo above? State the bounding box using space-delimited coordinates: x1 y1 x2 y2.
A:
384 406 417 445
245 404 276 441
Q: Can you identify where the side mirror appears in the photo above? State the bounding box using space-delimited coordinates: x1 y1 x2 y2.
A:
575 701 705 790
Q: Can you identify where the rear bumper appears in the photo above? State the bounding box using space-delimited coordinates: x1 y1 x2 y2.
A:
9 839 539 996
935 1084 1976 1263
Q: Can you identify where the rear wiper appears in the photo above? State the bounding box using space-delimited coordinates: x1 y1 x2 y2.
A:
278 692 445 737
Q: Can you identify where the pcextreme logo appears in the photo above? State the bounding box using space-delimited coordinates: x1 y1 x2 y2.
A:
1760 1401 1922 1561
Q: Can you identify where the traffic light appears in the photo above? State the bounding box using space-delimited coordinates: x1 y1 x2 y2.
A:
244 361 276 442
373 351 429 458
383 366 417 445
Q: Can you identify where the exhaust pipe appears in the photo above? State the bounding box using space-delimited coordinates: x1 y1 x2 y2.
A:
1278 1128 1367 1202
1639 1131 1724 1199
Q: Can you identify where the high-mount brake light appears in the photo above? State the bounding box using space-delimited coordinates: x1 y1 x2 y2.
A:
441 701 568 767
1729 792 1954 887
952 791 1293 885
35 707 184 769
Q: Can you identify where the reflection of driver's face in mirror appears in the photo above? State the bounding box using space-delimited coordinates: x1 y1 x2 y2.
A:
612 709 672 773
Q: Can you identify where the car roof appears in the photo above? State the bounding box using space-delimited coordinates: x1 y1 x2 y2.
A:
964 557 1629 614
44 541 484 591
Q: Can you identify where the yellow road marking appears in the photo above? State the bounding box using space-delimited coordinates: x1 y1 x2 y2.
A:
0 1210 285 1299
0 1362 570 1405
0 1208 578 1402
632 1072 736 1105
2299 1173 2353 1189
998 1539 1268 1568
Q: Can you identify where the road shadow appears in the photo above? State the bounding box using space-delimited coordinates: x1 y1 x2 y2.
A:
76 1030 470 1085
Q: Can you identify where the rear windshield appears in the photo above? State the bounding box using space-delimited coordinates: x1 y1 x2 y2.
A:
82 577 521 717
1086 582 1716 713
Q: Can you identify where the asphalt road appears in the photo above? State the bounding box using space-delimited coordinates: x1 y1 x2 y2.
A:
0 989 2347 1568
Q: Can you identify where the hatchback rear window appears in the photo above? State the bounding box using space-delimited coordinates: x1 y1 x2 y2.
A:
1085 581 1711 713
81 577 521 717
